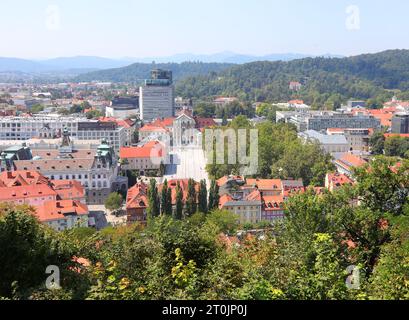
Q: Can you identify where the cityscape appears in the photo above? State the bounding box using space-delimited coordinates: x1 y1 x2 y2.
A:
1 0 409 312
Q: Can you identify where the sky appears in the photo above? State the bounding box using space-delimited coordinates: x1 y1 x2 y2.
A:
0 0 408 59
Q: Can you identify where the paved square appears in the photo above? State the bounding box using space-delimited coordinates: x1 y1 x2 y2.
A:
164 146 209 183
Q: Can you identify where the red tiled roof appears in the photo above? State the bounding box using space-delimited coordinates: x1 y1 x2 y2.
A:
120 141 165 159
151 117 175 127
327 128 346 133
216 175 244 187
245 179 282 190
0 171 49 187
326 173 354 191
335 153 367 171
262 194 284 211
194 117 217 129
51 180 85 200
139 125 169 133
126 183 148 210
99 117 135 128
0 184 57 202
288 99 304 104
219 194 234 208
35 200 88 222
247 189 262 201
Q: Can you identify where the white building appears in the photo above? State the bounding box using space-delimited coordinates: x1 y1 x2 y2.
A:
0 115 131 152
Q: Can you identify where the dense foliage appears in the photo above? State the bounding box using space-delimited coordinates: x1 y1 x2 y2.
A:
176 50 409 107
1 157 408 300
206 118 334 186
75 62 234 83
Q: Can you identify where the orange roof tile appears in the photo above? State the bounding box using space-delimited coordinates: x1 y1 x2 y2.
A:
51 180 85 200
120 141 165 159
126 183 148 210
35 200 88 222
0 184 57 202
262 194 284 211
245 179 282 190
335 153 367 171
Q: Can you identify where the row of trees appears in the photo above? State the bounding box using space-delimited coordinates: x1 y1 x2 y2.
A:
146 179 220 221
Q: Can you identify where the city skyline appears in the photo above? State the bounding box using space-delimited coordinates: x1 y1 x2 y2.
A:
1 0 409 59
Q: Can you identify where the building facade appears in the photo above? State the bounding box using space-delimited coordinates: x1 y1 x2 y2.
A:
139 69 175 122
0 115 131 152
10 132 127 204
392 113 409 134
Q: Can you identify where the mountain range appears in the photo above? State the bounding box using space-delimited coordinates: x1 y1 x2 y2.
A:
0 52 343 74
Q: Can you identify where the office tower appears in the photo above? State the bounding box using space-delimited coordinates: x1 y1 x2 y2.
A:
139 69 175 122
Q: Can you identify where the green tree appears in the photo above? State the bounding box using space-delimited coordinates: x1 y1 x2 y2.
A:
30 104 44 114
70 104 84 114
147 179 160 219
370 131 386 155
208 180 220 211
369 215 409 299
0 204 76 298
205 210 238 234
384 136 409 158
185 179 197 217
86 110 103 119
161 179 172 216
198 180 208 214
175 182 184 220
292 234 350 300
105 193 123 213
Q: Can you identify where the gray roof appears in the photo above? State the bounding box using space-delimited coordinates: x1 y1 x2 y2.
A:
300 130 348 145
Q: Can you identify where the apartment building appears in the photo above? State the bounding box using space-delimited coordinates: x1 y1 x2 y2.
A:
276 110 381 132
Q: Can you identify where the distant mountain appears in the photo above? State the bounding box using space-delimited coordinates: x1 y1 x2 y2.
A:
0 53 344 75
0 56 133 74
39 56 133 70
75 61 235 83
124 52 343 64
0 58 48 73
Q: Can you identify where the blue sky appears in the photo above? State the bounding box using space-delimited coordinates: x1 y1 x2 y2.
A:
0 0 408 59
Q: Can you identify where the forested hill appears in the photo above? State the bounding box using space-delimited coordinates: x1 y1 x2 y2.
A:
75 62 234 83
175 49 409 107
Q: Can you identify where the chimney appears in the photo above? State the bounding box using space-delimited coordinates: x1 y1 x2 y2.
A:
7 171 13 179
